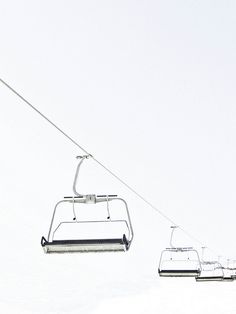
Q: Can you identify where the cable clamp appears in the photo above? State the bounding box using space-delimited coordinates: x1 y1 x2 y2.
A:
76 154 93 159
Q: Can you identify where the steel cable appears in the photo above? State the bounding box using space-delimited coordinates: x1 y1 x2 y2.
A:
0 77 221 256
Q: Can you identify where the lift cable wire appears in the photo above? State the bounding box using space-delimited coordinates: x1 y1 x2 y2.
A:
0 77 220 257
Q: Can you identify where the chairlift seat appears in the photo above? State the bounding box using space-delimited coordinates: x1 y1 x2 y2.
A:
195 276 223 282
41 234 130 253
158 269 200 277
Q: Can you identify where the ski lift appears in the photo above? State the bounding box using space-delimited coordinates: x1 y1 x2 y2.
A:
221 259 235 282
41 155 134 253
195 248 224 282
158 226 201 277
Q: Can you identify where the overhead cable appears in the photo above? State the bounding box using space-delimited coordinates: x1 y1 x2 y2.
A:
0 78 218 254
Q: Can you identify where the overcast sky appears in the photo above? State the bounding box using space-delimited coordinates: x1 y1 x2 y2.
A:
1 1 236 313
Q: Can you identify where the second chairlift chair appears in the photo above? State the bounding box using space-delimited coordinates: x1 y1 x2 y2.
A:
195 248 224 282
158 226 201 277
41 155 134 253
221 259 235 282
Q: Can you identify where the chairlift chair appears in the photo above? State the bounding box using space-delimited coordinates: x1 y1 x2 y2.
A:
41 155 134 253
221 259 235 282
158 226 201 277
195 262 224 282
195 248 224 282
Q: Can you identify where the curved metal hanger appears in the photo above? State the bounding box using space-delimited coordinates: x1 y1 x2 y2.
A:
169 225 178 248
201 246 207 263
73 155 92 196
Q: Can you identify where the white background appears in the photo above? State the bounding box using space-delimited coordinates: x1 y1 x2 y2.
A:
0 1 236 313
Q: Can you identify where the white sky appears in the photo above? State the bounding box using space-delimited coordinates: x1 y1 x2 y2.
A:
1 1 236 313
